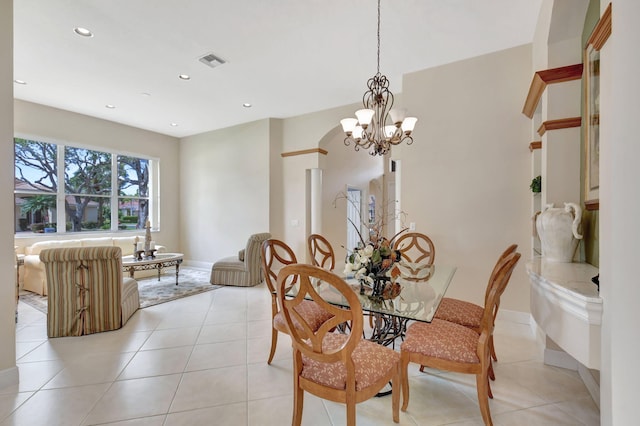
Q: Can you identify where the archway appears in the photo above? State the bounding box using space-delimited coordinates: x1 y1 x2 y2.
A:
307 126 385 268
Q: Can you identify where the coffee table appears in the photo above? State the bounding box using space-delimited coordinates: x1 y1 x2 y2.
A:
122 253 184 285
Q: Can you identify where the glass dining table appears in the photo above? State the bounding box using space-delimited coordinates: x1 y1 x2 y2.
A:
289 262 457 347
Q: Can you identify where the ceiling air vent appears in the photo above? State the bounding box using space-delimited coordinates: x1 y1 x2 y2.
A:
198 52 226 69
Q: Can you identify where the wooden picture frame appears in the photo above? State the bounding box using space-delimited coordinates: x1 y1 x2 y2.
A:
584 43 600 205
583 3 611 211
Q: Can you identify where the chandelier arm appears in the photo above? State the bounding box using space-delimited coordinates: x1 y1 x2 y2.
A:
388 135 414 146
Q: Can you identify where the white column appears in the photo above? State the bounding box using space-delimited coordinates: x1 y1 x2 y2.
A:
309 168 322 235
0 0 18 387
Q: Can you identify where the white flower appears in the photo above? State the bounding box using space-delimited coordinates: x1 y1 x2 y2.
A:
354 267 368 280
362 245 374 258
353 253 368 267
343 262 354 276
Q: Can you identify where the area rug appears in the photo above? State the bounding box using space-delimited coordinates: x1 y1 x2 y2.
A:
137 267 220 308
19 267 220 313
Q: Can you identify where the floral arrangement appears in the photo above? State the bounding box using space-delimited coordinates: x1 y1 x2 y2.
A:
333 190 409 300
343 229 406 300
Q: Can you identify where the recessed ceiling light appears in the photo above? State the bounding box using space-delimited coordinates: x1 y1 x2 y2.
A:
243 103 252 108
105 104 116 109
179 74 191 80
141 92 151 97
14 79 27 85
170 123 178 127
74 27 93 37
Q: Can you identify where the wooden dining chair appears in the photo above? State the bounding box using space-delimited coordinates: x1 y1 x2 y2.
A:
433 244 518 368
261 239 333 365
276 263 400 426
307 233 335 271
393 232 435 266
400 251 520 426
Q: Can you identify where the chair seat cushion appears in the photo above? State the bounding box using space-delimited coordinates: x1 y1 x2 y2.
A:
273 300 334 334
301 333 400 391
401 319 480 364
434 297 483 329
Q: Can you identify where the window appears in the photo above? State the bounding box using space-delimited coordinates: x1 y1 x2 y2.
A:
14 137 155 234
118 155 150 230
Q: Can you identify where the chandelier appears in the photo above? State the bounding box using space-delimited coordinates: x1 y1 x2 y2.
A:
340 0 417 156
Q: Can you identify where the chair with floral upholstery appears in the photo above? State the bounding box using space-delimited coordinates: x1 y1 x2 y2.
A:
261 238 334 365
210 232 271 287
400 251 520 426
307 233 335 271
433 244 518 370
276 263 400 425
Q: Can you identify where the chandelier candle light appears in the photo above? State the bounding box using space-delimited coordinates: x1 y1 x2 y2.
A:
340 0 418 156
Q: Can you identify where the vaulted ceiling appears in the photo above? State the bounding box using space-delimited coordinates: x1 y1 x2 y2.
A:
13 0 543 138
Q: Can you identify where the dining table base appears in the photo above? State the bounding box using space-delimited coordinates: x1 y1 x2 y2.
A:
368 313 409 348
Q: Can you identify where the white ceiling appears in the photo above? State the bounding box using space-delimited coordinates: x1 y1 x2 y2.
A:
13 0 543 138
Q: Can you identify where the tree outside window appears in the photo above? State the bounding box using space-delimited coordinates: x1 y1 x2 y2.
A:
65 146 112 232
14 138 153 234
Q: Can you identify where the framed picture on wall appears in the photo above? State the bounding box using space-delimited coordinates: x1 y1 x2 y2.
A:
583 3 611 211
584 43 600 205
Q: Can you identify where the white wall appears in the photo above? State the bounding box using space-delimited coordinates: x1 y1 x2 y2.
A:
268 119 285 240
280 154 319 258
278 104 359 257
395 45 533 313
0 0 18 387
179 119 270 267
12 101 181 254
533 0 553 71
600 1 640 424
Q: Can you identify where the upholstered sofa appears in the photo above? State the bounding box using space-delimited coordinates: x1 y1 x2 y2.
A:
210 232 271 287
40 246 139 337
23 236 165 295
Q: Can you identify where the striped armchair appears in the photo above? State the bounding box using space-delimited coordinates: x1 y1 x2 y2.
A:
40 246 139 338
210 232 271 287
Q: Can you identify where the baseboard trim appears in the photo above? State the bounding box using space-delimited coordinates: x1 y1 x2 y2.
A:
544 348 579 370
499 309 531 325
0 366 18 390
532 320 545 345
578 364 601 409
182 260 213 271
544 346 600 408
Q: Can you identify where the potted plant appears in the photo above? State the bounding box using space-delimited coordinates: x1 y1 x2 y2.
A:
530 175 541 193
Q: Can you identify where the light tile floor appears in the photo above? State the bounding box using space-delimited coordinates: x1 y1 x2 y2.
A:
3 282 600 425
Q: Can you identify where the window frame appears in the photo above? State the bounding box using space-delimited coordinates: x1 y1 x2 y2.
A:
14 134 160 236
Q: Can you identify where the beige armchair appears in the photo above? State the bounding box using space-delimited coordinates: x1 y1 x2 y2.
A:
210 232 271 287
40 246 139 338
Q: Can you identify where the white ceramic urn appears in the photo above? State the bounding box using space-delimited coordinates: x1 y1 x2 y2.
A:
536 203 583 262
